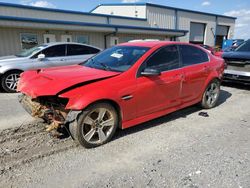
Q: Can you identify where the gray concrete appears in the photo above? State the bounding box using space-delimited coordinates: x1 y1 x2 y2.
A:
0 85 250 188
0 92 33 130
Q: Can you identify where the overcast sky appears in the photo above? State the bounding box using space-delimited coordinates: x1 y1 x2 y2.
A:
2 0 250 40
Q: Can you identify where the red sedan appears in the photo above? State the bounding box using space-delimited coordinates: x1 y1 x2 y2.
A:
18 41 225 148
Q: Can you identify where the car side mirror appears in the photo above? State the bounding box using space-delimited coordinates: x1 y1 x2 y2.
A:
141 68 161 76
37 54 45 61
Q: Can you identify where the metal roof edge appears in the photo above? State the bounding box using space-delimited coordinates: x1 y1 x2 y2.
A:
0 2 147 21
89 2 237 20
146 3 237 20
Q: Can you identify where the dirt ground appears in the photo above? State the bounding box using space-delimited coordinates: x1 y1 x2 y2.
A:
0 84 249 188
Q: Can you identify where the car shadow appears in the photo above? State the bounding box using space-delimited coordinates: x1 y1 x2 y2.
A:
113 89 232 141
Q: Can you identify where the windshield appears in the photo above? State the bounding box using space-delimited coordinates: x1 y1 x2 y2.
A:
84 46 149 72
235 40 250 52
16 44 48 57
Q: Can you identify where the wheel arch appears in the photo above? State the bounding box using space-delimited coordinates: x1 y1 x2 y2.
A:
3 69 23 75
81 99 123 129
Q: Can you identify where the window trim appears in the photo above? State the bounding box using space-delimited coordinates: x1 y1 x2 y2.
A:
178 44 210 68
76 35 89 44
136 45 181 78
20 33 38 50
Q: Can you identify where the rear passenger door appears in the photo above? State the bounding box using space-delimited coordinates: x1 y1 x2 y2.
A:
65 44 100 65
179 45 211 103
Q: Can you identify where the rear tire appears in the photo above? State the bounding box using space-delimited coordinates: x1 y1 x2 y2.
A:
1 71 22 93
72 103 118 148
201 79 221 109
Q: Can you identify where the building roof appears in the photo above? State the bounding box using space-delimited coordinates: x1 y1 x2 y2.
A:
90 3 237 20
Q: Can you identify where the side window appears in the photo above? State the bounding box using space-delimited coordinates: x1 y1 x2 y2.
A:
88 47 101 54
41 45 66 57
67 44 100 56
180 45 209 66
145 45 180 72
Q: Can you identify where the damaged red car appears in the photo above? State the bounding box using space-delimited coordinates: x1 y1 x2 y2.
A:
18 41 225 148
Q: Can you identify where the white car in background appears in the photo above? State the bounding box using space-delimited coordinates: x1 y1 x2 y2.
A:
0 42 101 92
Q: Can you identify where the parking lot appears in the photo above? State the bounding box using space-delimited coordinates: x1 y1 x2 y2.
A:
0 83 249 188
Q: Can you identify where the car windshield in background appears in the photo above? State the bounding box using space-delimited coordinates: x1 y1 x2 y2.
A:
235 40 250 52
84 46 149 72
16 44 48 57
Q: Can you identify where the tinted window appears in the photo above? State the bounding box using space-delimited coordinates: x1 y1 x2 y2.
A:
180 45 209 66
67 44 100 56
236 40 250 52
146 45 180 71
42 45 66 57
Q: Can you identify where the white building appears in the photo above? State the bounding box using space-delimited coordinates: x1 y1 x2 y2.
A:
0 2 236 56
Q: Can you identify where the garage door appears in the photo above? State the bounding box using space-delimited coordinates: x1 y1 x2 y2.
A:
189 22 206 44
216 25 229 36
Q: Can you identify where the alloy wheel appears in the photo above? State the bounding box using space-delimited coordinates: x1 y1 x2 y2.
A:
81 108 115 144
205 82 219 106
5 73 20 91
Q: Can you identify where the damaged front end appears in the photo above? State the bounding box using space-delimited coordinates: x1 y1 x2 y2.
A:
18 94 70 133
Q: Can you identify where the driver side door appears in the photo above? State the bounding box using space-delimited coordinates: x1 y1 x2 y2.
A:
136 45 183 118
32 44 67 69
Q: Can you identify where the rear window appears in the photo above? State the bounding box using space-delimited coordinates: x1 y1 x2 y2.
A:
180 45 209 66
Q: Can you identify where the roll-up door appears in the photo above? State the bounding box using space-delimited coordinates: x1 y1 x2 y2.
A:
216 25 229 47
216 25 229 36
189 22 206 44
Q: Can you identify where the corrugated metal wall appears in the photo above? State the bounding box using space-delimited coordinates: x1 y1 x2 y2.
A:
0 6 107 24
0 27 105 56
92 5 146 18
177 11 216 46
146 6 175 29
217 17 235 39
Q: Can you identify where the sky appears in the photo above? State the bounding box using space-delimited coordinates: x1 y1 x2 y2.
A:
1 0 250 39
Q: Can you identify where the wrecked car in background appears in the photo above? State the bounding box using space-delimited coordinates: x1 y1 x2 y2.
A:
223 39 250 84
18 41 225 148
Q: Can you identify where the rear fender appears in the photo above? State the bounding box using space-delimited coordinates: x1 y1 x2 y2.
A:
200 71 221 98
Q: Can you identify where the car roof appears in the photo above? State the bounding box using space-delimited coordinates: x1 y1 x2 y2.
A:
119 41 197 48
45 42 102 50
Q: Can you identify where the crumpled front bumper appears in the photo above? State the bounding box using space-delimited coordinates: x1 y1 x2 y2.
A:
18 94 46 118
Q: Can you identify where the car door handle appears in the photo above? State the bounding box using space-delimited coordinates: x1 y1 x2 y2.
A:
60 58 66 61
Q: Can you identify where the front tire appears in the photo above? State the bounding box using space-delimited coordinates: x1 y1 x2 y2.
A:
201 79 221 109
1 71 22 93
73 103 118 148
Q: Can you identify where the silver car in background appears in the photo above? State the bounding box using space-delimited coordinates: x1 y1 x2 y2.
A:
0 42 101 92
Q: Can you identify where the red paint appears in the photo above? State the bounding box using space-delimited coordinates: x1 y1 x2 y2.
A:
18 41 225 129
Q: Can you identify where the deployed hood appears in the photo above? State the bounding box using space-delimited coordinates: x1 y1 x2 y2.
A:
17 65 120 98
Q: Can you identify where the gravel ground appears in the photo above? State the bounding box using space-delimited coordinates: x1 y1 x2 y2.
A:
0 84 249 188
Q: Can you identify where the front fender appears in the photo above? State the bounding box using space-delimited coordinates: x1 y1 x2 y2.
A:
60 89 120 111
